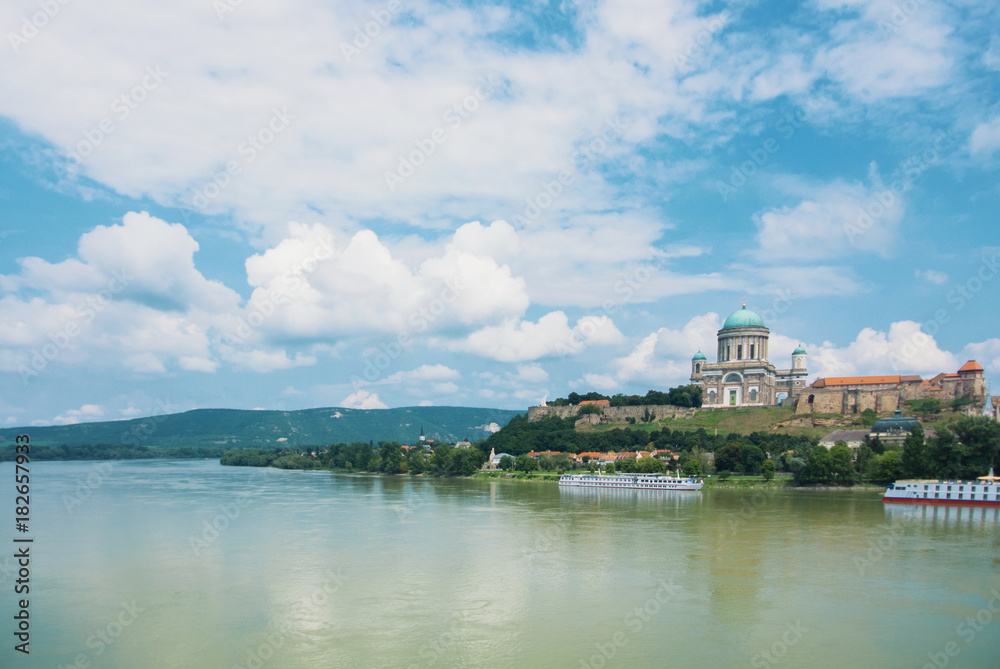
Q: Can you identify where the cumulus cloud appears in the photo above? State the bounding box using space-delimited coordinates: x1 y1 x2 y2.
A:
798 321 959 378
961 339 1000 375
384 364 461 384
0 213 234 377
219 347 317 373
970 116 1000 157
587 314 988 394
238 220 529 341
754 172 905 260
47 404 106 426
342 389 389 410
438 311 624 362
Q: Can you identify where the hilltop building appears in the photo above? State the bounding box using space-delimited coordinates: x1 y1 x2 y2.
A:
689 303 808 408
796 361 987 415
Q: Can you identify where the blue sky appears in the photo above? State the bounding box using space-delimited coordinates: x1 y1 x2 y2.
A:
1 0 998 426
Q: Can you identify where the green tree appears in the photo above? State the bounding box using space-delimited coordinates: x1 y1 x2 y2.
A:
682 458 702 476
551 453 574 471
742 444 765 474
406 448 427 474
855 441 874 478
948 416 1000 478
717 470 731 481
447 447 486 476
714 443 743 473
869 450 901 482
498 455 515 471
761 459 776 481
829 444 856 484
515 454 539 472
429 444 454 475
900 425 930 479
636 456 666 474
379 442 406 474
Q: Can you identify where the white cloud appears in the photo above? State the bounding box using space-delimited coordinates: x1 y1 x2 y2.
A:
10 212 239 312
960 339 1000 375
511 363 549 384
587 314 985 394
178 356 220 372
342 389 388 410
754 173 904 260
47 404 106 426
439 311 624 362
384 364 461 384
985 37 1000 71
814 0 957 102
220 348 317 373
970 117 1000 157
584 314 721 389
750 53 816 101
239 221 529 341
0 213 236 377
803 321 959 378
915 269 949 285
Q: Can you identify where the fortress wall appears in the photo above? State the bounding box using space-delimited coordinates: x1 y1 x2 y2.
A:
795 388 902 414
527 405 698 422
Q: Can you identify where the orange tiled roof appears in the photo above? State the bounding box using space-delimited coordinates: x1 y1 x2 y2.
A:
958 360 984 373
579 399 611 406
816 375 902 387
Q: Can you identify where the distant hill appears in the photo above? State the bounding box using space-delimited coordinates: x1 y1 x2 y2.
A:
0 406 523 450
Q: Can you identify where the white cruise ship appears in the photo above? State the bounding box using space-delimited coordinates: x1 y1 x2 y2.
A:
882 468 1000 506
558 473 704 491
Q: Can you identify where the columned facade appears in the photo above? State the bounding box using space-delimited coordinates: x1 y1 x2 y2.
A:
690 304 808 409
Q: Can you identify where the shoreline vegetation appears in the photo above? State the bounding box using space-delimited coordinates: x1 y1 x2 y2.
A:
218 400 999 489
5 387 994 490
0 442 226 462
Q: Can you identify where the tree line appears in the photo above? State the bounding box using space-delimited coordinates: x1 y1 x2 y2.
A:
546 385 703 408
778 416 1000 485
0 443 226 462
222 440 487 477
220 414 1000 486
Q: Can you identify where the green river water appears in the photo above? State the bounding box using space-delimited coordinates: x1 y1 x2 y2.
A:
2 459 998 668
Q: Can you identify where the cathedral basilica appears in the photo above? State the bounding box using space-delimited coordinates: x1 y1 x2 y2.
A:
689 303 808 408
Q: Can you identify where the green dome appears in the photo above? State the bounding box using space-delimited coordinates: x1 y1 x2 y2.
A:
722 305 766 330
692 350 707 361
871 410 921 434
792 345 807 355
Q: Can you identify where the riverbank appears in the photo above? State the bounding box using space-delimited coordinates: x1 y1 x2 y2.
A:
472 470 885 490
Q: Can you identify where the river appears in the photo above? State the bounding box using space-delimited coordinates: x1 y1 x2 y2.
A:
2 459 998 668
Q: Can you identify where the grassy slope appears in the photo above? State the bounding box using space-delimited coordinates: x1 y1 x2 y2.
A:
580 406 971 441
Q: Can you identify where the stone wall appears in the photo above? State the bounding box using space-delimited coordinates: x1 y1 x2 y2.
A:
795 388 902 415
527 404 699 422
795 375 987 415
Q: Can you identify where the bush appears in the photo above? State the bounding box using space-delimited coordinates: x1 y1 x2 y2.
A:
717 470 731 481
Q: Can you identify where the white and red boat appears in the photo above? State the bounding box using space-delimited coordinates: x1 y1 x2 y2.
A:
558 472 703 491
882 468 1000 506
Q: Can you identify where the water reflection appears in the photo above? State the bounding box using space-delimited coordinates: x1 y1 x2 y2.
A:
559 485 703 509
884 502 1000 528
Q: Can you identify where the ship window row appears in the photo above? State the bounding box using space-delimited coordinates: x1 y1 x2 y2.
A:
915 491 995 500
